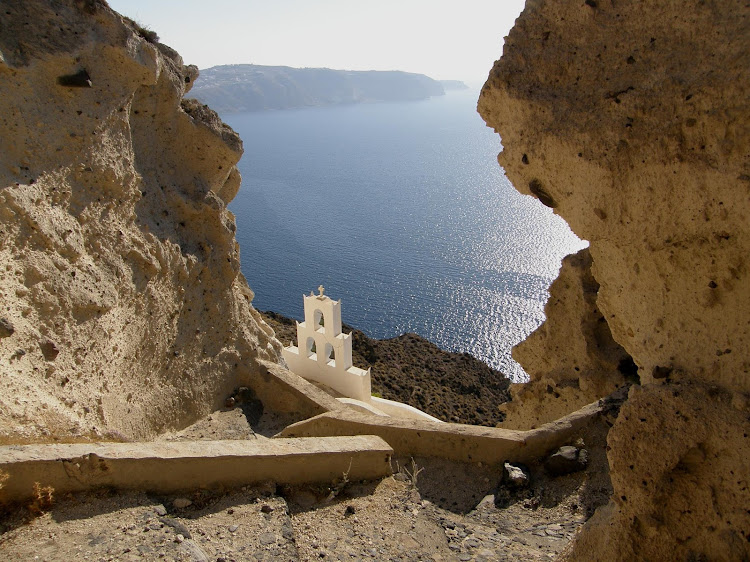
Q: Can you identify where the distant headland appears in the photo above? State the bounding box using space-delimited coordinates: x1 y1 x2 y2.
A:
187 64 468 113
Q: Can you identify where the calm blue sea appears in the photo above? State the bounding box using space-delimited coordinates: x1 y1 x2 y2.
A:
225 90 586 382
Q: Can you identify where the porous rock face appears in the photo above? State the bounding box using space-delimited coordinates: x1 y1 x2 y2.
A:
0 1 281 443
479 0 749 559
500 248 632 430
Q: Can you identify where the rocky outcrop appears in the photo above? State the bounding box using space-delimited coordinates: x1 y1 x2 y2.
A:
189 65 446 113
500 248 633 429
479 0 749 559
0 0 281 443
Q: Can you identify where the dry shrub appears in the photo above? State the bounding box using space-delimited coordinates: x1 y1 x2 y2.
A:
29 482 54 514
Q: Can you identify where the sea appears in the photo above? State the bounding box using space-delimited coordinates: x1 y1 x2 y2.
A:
224 89 586 382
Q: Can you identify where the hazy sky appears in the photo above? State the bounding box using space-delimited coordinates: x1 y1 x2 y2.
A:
107 0 525 86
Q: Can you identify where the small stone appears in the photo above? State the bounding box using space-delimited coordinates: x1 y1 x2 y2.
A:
545 446 588 476
175 534 184 543
464 538 481 548
0 318 14 337
173 497 192 509
159 516 192 538
229 524 239 532
344 505 356 515
260 504 273 513
225 396 236 408
259 531 276 545
502 462 529 488
40 338 59 361
153 505 167 516
281 522 294 540
475 494 495 511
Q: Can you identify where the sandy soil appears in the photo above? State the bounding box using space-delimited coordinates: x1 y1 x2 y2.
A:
0 404 612 561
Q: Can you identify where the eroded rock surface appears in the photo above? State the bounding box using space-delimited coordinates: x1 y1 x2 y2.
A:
479 0 750 558
501 248 633 429
0 0 281 443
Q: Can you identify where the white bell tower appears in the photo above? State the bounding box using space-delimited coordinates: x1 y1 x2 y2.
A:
282 286 371 401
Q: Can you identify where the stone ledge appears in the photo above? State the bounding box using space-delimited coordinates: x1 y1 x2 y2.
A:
279 397 610 464
0 436 392 504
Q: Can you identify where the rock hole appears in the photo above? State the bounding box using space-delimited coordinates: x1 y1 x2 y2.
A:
528 179 557 208
652 365 673 379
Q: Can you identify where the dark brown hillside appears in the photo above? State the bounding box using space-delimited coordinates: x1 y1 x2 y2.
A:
262 311 511 426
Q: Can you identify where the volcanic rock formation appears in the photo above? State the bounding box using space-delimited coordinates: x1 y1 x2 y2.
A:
0 0 281 443
501 248 633 429
479 0 750 559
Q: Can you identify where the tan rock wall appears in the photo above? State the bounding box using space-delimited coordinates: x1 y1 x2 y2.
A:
0 1 281 443
501 248 632 429
479 0 749 558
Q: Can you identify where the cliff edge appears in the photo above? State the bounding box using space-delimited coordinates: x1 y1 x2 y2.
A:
188 64 446 113
479 0 749 559
0 0 282 443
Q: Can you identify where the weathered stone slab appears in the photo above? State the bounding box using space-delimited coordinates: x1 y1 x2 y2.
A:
0 436 392 504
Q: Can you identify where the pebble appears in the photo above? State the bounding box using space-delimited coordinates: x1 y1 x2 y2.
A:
229 524 239 532
153 505 167 516
173 498 192 509
503 462 529 488
260 504 273 513
0 317 14 337
40 338 59 361
159 516 192 538
259 532 276 545
545 446 588 476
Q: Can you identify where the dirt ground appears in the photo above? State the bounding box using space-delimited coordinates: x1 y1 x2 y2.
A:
0 404 613 561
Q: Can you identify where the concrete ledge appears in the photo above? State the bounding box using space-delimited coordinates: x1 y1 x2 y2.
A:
0 436 392 504
279 398 607 464
252 359 343 416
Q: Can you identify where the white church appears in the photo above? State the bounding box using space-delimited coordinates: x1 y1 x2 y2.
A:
282 286 441 422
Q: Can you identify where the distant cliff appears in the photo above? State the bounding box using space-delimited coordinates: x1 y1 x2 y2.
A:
188 64 447 113
439 80 469 91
